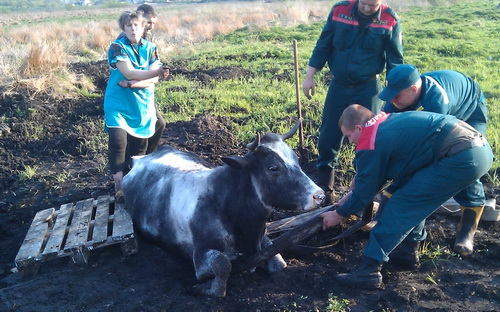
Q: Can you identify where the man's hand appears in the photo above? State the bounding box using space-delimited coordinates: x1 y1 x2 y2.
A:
321 210 344 230
159 66 170 80
302 66 318 100
302 77 316 100
117 80 131 88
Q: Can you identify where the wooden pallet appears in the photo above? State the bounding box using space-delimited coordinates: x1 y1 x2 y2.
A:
14 195 138 279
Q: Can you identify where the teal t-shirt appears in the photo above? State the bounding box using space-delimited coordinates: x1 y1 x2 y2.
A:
104 37 161 138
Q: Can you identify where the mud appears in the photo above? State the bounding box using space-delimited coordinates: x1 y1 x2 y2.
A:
0 60 499 311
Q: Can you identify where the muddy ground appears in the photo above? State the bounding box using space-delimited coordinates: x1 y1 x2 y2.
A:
0 60 499 311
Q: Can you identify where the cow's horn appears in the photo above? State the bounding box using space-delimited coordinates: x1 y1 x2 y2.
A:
280 119 301 140
247 133 261 151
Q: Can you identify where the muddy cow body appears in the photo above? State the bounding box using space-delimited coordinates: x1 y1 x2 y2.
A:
122 123 324 296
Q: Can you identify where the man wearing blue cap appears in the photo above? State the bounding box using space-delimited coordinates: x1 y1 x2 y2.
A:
378 64 488 263
302 0 403 205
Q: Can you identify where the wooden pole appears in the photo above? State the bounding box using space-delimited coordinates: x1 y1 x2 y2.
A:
293 40 305 151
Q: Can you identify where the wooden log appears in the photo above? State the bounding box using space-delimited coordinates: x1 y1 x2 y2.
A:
267 205 334 235
232 209 329 273
233 203 374 273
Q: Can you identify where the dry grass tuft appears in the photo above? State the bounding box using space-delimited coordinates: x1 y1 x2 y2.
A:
14 68 85 100
24 40 68 77
1 1 333 91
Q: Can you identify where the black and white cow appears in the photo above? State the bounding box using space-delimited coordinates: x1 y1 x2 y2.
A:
122 122 324 297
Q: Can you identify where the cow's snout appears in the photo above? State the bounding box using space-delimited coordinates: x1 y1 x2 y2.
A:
312 189 325 208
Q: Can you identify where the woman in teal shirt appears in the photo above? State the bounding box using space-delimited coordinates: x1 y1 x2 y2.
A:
104 10 169 201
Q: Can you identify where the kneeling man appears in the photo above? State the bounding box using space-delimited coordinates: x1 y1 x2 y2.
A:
321 104 493 289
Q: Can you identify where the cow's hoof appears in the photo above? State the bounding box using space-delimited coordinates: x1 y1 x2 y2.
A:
265 253 287 273
193 280 226 297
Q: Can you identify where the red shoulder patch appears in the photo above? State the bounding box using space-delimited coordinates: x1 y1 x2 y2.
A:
356 113 390 151
332 1 358 26
371 5 398 31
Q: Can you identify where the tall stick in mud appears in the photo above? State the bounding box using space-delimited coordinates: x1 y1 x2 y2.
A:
293 40 307 161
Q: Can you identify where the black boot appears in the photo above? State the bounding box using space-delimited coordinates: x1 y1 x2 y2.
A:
316 166 335 206
336 257 383 290
454 206 484 256
389 240 421 270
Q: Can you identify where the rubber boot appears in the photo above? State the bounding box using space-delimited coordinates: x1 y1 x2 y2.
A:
316 166 335 206
336 257 383 290
454 206 484 256
389 240 420 270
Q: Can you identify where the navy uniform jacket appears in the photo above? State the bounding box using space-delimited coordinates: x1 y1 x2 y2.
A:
336 111 462 217
308 0 403 85
383 70 484 121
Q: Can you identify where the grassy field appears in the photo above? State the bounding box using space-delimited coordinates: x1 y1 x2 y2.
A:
156 0 500 171
1 0 498 172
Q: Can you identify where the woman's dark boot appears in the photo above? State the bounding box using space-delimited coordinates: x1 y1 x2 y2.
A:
336 257 383 290
454 206 484 256
389 240 421 270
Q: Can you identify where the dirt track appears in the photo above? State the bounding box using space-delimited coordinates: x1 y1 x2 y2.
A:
0 61 499 311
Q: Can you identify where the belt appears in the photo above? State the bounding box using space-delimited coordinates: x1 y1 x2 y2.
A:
334 75 378 88
447 136 486 156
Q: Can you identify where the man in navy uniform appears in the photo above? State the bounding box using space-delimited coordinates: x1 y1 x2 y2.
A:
379 64 488 258
321 104 492 289
303 0 403 204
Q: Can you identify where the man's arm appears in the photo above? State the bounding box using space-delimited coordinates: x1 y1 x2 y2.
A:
117 78 158 89
336 150 388 218
384 11 404 71
303 8 336 99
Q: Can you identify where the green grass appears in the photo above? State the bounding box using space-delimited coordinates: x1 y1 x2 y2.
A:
17 164 38 181
157 0 500 172
419 241 456 261
326 294 350 312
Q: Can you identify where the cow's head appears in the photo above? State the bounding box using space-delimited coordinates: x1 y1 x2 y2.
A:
222 121 324 211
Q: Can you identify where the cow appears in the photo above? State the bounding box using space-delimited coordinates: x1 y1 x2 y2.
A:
122 121 324 297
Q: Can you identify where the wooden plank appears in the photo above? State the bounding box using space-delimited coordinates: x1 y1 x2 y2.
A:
90 195 111 246
112 202 134 240
64 199 85 250
41 202 74 259
15 208 55 262
65 198 94 264
14 208 55 278
112 202 138 255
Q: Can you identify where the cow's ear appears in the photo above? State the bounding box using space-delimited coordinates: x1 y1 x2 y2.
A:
222 156 249 169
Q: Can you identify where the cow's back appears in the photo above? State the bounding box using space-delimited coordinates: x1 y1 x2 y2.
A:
123 145 211 254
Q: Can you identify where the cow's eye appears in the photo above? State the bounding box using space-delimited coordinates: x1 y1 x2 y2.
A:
268 165 279 174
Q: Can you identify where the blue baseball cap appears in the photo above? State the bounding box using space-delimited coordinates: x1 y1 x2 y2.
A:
379 64 421 102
